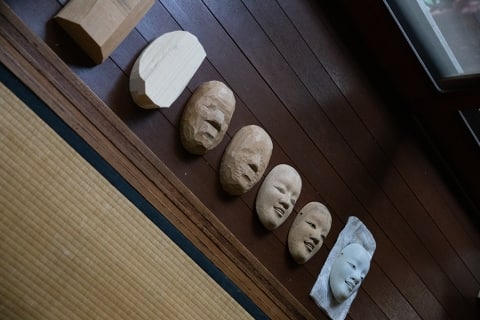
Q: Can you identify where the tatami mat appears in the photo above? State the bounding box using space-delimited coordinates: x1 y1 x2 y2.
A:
0 81 253 319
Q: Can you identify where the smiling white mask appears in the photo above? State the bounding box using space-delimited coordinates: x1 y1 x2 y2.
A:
256 164 302 230
329 243 371 303
287 202 332 264
310 216 376 320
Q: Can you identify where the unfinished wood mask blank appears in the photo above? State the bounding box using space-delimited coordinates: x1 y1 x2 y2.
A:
55 0 154 64
220 125 273 196
130 31 207 109
180 81 236 155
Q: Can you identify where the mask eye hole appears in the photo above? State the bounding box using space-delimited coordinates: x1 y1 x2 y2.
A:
275 186 286 193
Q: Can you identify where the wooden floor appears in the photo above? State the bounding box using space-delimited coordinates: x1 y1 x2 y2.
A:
4 0 480 319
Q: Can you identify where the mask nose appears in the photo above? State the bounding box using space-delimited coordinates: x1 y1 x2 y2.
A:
350 272 362 286
310 236 319 245
279 196 290 210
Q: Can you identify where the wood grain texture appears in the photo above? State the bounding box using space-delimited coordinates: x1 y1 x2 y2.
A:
129 30 206 109
2 0 480 319
55 0 154 63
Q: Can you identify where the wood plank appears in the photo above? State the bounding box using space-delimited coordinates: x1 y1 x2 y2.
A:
282 0 480 304
153 1 397 318
221 0 480 317
328 0 480 215
394 138 480 280
200 0 472 318
277 2 474 276
289 0 480 282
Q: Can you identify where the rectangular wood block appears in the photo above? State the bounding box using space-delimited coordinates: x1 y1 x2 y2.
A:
55 0 154 64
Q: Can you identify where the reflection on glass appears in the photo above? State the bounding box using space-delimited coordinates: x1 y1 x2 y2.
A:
385 0 480 89
424 0 480 75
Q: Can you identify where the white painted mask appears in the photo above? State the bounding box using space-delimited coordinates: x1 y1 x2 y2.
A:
329 243 371 303
256 164 302 230
287 202 331 264
180 81 235 155
219 125 273 195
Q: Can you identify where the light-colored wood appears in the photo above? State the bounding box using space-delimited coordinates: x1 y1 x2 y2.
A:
54 0 154 64
180 80 236 155
220 125 273 195
129 31 206 109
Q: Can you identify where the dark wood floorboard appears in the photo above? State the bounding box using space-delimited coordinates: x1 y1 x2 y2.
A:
195 0 475 318
5 0 479 319
246 0 478 305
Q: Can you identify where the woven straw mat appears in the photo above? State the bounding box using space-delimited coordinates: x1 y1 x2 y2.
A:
0 82 252 320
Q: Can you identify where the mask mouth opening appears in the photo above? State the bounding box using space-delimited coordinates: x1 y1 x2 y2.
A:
206 119 221 132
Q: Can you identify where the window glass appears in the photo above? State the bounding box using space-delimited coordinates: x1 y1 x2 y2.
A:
385 0 480 90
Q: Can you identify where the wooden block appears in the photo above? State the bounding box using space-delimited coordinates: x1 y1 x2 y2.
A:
129 31 207 109
55 0 154 64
